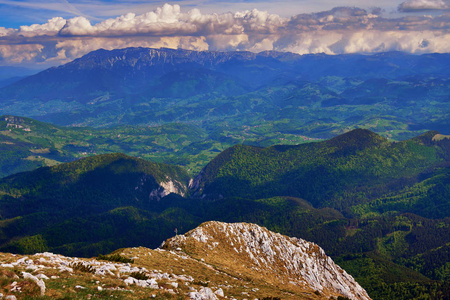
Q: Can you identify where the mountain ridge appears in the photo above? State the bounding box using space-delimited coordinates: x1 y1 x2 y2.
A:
0 48 448 139
163 221 371 300
190 129 447 208
0 221 371 299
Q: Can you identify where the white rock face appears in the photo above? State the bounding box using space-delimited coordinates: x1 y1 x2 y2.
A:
188 172 203 191
165 221 371 300
124 276 158 289
134 173 187 200
189 287 218 300
214 288 224 297
149 178 187 200
160 180 180 195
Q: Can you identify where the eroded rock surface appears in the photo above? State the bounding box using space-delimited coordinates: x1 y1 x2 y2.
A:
164 221 371 300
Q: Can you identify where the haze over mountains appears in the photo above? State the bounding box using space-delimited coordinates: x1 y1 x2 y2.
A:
0 48 448 139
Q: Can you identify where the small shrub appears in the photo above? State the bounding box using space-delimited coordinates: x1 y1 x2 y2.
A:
193 280 209 287
97 253 134 264
130 271 149 280
70 262 95 273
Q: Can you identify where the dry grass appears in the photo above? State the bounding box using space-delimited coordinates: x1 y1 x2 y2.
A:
163 222 341 299
432 134 450 141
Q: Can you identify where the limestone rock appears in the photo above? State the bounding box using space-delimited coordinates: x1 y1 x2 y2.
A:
164 221 371 300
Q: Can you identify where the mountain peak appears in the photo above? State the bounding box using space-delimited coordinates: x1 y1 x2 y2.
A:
0 221 370 299
410 130 441 145
162 221 371 300
326 128 387 153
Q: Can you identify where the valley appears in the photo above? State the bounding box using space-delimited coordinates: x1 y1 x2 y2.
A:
1 49 449 136
0 115 320 178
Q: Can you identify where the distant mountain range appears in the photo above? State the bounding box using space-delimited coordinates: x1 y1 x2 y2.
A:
0 48 448 139
0 66 40 88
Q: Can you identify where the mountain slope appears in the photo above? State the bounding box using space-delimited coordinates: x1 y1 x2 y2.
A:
0 221 371 299
0 152 190 209
0 48 448 139
163 221 371 299
0 153 192 255
190 129 448 212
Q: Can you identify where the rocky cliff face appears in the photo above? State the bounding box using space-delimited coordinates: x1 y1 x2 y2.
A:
149 177 188 200
163 221 371 300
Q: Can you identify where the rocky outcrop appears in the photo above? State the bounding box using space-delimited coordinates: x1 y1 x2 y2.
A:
0 250 194 298
163 221 371 300
149 178 187 200
0 222 371 299
132 169 189 201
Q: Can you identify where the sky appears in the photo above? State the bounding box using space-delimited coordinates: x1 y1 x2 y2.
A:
0 0 449 67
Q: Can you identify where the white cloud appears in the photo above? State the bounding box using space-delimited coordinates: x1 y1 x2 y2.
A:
20 17 66 37
0 27 16 37
152 36 209 51
398 0 450 12
60 16 95 36
278 31 342 55
0 3 449 66
207 33 249 50
0 44 44 63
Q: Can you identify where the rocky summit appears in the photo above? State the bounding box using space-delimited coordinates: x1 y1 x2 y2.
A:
0 221 370 299
163 221 371 300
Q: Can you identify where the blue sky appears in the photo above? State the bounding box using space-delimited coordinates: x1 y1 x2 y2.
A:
0 0 449 66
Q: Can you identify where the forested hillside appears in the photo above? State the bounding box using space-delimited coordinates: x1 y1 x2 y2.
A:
0 130 449 299
192 129 449 214
0 115 321 178
0 153 191 255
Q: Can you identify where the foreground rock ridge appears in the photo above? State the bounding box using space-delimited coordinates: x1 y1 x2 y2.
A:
0 221 371 299
163 221 371 300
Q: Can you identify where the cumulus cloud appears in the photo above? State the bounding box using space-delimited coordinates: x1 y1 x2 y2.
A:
19 17 67 37
398 0 450 12
0 44 45 63
0 3 449 66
